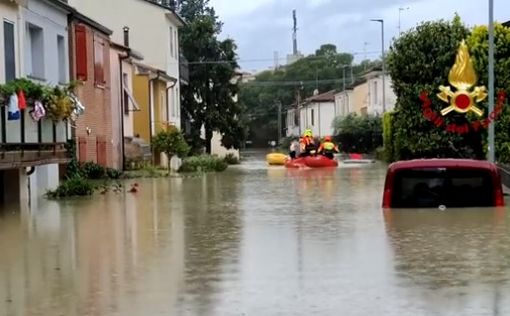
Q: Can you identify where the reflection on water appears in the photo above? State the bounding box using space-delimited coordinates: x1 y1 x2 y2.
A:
0 150 509 315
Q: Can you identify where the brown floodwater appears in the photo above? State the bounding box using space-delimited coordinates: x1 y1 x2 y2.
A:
1 150 510 315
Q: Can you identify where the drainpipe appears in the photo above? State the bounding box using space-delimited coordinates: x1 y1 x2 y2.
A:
119 26 131 170
148 72 162 166
166 80 177 126
149 73 161 144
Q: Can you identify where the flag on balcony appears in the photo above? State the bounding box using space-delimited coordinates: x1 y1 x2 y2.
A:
7 93 19 121
17 90 26 110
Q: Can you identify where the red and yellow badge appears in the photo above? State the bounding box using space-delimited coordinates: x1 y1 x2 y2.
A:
420 40 506 134
437 40 487 116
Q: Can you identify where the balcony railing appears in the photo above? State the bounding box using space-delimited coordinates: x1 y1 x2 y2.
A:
0 110 70 170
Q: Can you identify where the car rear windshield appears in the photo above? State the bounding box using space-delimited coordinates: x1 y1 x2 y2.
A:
391 168 494 208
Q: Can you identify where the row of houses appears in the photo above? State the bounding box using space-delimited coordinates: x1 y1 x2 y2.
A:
286 67 397 138
0 0 194 205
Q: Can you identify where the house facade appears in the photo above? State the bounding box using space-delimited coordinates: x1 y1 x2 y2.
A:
334 89 353 117
68 0 184 136
109 41 145 169
351 79 369 116
68 12 117 168
299 90 337 138
365 69 397 115
0 0 76 204
286 107 300 138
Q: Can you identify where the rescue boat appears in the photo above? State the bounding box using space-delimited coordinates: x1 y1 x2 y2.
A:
284 157 307 168
266 153 288 166
285 156 338 168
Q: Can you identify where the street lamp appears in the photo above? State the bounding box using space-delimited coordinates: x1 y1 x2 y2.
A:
398 7 410 35
371 19 386 113
488 0 495 162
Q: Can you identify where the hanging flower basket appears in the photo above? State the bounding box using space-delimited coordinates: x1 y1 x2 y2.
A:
44 86 74 122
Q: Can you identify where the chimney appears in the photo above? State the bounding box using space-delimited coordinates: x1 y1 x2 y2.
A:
123 26 129 47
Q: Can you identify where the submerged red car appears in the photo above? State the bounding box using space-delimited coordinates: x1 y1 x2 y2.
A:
382 159 505 208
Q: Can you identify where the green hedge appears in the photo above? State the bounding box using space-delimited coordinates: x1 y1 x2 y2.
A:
46 176 95 199
382 112 395 162
333 113 382 154
179 155 228 173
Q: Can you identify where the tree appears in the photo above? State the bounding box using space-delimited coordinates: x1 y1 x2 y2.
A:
332 114 382 153
467 24 510 163
239 44 378 147
152 127 190 170
179 0 244 154
387 16 476 161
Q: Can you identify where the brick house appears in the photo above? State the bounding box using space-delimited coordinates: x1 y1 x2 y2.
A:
68 12 116 168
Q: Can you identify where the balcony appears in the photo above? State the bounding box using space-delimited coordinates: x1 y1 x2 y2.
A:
0 111 70 170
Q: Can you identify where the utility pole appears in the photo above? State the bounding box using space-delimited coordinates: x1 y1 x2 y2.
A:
371 19 386 113
488 0 495 162
292 10 298 55
277 101 282 144
350 66 354 84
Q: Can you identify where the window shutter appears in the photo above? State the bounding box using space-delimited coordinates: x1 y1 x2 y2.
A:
94 35 105 84
75 24 87 81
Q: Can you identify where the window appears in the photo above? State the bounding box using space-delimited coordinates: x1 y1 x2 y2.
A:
75 25 87 80
57 35 66 83
27 23 44 79
392 169 494 208
311 109 315 126
169 26 174 58
4 20 15 82
123 73 140 114
174 29 178 58
94 35 105 85
123 73 129 114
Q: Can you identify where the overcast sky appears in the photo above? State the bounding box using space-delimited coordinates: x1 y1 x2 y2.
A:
208 0 509 72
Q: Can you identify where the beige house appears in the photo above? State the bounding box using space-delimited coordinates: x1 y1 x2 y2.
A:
334 67 397 117
351 79 369 116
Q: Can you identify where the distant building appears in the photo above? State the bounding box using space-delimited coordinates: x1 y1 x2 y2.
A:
285 90 337 138
286 53 304 65
334 88 354 117
334 67 397 117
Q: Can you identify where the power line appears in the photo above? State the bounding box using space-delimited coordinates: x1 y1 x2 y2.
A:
240 77 360 87
184 51 381 65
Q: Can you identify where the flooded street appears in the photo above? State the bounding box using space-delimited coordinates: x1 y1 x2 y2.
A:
1 151 510 315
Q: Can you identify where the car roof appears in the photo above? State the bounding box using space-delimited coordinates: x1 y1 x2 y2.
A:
387 159 497 173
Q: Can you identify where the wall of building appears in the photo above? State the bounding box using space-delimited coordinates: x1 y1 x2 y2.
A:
21 0 70 194
366 75 397 115
133 74 150 142
352 82 369 116
286 109 300 137
69 21 115 168
211 131 239 159
317 102 336 137
299 102 335 138
335 91 353 117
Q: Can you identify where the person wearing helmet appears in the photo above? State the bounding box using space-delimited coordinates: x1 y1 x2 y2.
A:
318 136 339 159
299 130 316 157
